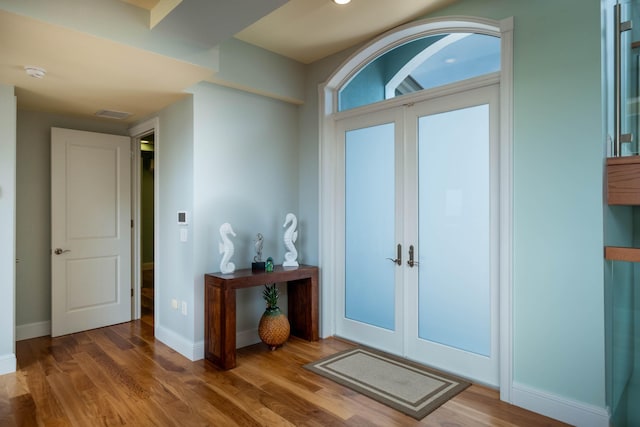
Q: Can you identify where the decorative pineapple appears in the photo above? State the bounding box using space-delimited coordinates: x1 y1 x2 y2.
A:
258 284 290 350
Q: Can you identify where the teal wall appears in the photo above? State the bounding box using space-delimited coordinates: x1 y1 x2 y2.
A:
432 0 604 407
603 0 640 423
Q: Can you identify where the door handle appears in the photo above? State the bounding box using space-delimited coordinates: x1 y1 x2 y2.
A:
54 248 70 255
407 245 419 268
386 244 402 266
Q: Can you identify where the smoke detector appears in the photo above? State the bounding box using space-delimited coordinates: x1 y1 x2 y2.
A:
24 66 46 79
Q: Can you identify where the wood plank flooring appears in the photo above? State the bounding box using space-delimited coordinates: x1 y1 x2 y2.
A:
0 314 570 426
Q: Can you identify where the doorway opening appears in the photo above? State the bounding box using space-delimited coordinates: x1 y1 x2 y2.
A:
319 16 513 399
130 116 159 328
140 132 154 324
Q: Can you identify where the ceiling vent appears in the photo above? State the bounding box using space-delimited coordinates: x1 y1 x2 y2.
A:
95 109 132 120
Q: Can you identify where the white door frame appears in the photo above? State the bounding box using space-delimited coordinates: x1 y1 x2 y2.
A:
318 16 514 402
129 118 159 322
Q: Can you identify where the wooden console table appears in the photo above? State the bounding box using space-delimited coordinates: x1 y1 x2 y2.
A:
204 264 319 370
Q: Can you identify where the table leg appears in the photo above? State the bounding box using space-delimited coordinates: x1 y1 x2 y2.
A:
205 284 237 369
287 276 319 341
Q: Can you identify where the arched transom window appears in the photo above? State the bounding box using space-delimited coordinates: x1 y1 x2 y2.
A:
338 32 500 112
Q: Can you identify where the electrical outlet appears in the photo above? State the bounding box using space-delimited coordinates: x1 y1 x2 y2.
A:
181 301 187 316
171 299 178 310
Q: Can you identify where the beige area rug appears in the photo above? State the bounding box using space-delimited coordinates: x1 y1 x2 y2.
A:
304 347 470 420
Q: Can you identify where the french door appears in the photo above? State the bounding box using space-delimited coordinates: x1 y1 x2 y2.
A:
335 84 500 386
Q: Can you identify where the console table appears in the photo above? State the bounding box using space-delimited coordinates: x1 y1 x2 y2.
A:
204 264 319 370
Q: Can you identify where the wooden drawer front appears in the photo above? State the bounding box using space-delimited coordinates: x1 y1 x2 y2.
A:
607 157 640 205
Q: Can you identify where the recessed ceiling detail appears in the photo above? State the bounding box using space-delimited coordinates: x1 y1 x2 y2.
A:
0 9 212 122
235 0 458 64
0 0 458 121
119 0 183 28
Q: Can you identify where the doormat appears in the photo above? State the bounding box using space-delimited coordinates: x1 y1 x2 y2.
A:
304 347 470 420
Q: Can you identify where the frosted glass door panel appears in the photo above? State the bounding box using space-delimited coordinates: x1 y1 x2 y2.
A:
345 123 395 330
418 105 490 356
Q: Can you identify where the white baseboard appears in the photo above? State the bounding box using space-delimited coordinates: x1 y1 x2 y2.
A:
0 353 16 375
511 382 610 427
155 324 202 361
16 320 51 341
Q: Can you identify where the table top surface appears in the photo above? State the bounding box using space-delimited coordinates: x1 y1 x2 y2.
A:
206 265 318 287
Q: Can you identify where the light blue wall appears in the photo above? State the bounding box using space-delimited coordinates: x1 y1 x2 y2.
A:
151 82 299 351
214 38 306 104
0 84 16 373
155 96 196 342
298 47 358 267
302 0 605 411
189 82 299 342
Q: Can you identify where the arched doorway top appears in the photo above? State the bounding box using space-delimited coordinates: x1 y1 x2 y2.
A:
323 16 510 114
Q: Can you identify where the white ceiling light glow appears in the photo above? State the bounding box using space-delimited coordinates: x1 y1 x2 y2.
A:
24 66 46 79
333 0 351 4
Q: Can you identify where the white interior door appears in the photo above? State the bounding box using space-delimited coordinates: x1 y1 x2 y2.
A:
51 127 131 337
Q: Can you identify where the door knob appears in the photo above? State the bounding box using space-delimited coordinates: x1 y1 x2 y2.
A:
54 248 70 255
386 244 402 266
407 245 419 268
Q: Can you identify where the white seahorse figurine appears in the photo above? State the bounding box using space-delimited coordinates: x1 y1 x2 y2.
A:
218 222 237 274
282 213 299 267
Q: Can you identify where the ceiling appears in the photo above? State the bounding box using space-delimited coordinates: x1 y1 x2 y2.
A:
0 0 456 123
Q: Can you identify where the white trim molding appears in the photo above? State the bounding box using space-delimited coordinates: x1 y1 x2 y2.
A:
0 353 16 376
512 382 609 427
154 325 259 362
155 324 203 361
318 14 514 401
16 320 51 341
129 117 159 322
498 15 514 404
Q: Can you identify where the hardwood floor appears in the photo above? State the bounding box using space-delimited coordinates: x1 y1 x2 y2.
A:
1 314 569 426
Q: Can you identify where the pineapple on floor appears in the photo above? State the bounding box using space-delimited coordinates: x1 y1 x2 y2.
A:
258 283 290 350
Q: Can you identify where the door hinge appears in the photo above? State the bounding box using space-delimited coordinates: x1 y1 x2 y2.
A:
131 219 134 228
131 288 134 297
